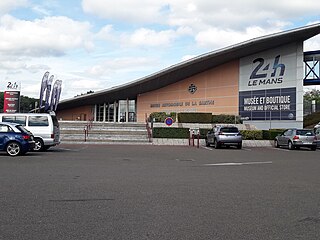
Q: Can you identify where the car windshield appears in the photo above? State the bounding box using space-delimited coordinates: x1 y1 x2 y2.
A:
296 130 314 136
220 127 239 133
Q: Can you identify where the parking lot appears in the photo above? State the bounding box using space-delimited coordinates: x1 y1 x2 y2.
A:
0 144 319 240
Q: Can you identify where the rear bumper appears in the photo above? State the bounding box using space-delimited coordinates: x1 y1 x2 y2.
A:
292 141 317 148
218 136 242 145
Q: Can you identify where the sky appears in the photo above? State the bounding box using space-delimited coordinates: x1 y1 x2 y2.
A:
0 0 320 100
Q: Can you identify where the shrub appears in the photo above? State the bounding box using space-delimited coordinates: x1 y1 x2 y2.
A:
303 111 320 127
177 112 212 123
149 112 176 122
240 130 263 140
212 114 242 124
152 128 283 140
262 129 284 140
152 127 189 139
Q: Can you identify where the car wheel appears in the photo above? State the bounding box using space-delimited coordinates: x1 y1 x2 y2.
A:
274 140 279 148
34 138 44 151
6 142 21 156
237 143 242 149
214 139 220 149
288 141 294 150
311 146 316 151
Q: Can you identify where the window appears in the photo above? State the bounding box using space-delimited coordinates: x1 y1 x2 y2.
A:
284 130 292 136
0 124 13 133
296 130 314 136
28 116 49 126
220 127 239 133
2 116 26 125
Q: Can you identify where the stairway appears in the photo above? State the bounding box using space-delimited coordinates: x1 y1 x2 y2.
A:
59 121 152 145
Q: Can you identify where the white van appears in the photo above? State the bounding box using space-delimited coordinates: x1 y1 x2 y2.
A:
0 112 60 151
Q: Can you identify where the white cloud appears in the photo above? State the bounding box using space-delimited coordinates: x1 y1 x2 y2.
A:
0 0 28 14
122 28 177 47
194 25 285 49
0 15 94 57
82 0 170 23
86 57 155 77
82 0 320 30
96 25 190 48
82 0 320 51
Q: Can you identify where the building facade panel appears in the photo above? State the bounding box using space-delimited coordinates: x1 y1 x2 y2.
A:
136 60 239 122
57 105 94 121
239 42 304 129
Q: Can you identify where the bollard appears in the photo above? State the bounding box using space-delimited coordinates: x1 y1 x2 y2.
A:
84 127 87 142
192 134 195 146
197 134 200 148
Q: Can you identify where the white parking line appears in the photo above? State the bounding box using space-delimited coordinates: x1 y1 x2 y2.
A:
203 161 272 166
202 146 213 150
274 148 290 152
201 146 251 151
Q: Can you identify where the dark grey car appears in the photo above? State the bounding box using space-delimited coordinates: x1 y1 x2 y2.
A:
274 128 317 151
206 125 242 149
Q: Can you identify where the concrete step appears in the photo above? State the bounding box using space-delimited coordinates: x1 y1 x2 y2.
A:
59 120 151 144
61 134 149 141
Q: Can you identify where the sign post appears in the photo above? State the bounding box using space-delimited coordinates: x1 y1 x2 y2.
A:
3 81 21 113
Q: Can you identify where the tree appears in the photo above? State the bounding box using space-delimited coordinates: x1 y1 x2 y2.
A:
304 89 320 114
304 89 320 102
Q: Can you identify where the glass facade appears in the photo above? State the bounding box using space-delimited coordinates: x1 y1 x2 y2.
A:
95 100 136 122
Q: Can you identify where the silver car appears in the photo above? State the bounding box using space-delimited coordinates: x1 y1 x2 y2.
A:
206 126 242 149
274 128 317 151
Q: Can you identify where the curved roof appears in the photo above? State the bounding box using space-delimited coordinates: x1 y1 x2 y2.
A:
58 23 320 110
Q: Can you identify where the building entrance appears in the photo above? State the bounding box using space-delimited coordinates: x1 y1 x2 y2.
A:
95 100 136 122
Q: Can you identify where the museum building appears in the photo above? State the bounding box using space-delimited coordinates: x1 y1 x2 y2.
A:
56 24 320 129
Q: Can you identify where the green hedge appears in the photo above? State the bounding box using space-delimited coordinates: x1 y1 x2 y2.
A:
152 128 284 140
152 127 189 139
149 112 177 122
212 114 242 124
149 112 242 124
177 112 212 123
240 130 263 140
262 129 284 140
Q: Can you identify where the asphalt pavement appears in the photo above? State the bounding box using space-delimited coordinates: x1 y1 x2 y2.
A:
0 144 319 240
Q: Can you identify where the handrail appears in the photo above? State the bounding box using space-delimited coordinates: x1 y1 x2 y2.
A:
84 118 93 142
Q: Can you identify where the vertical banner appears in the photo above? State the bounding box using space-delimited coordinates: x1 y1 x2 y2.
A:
44 75 54 111
39 71 49 110
38 72 62 112
50 80 62 111
3 81 21 113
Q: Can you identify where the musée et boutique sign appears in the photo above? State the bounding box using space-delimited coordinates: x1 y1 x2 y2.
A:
239 44 297 121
